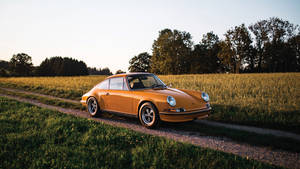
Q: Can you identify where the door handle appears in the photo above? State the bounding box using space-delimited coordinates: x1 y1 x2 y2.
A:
106 92 110 96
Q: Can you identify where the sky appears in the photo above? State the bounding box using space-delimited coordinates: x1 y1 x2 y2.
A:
0 0 299 73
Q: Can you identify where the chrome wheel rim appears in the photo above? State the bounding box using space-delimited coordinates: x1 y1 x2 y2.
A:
88 98 97 114
141 106 154 125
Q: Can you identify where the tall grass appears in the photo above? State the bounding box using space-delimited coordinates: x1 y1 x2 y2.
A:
0 73 299 132
159 73 300 132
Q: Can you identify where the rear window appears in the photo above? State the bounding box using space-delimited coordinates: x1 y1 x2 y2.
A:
97 79 109 89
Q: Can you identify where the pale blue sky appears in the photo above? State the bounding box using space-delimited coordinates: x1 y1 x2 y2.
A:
0 0 299 73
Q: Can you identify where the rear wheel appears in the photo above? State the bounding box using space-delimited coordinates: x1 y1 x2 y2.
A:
87 97 101 117
139 102 160 128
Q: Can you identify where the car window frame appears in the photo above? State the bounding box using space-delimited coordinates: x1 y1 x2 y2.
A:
126 74 166 91
107 76 130 91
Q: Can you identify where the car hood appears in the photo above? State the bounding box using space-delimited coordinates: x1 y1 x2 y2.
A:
143 88 206 110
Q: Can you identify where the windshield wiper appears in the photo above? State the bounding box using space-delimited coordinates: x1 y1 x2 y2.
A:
151 84 166 89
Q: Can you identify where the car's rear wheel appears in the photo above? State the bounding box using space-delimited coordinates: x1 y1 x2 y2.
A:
139 102 160 128
87 97 101 117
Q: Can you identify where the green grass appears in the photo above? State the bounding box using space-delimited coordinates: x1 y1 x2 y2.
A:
0 73 299 133
0 88 84 110
0 96 282 169
1 88 300 153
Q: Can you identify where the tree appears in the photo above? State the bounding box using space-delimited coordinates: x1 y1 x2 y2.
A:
249 17 298 72
151 29 193 74
0 60 10 77
288 32 300 71
115 70 125 74
249 19 269 72
128 52 152 72
0 60 10 70
36 56 88 76
10 53 33 76
88 67 112 75
218 24 253 73
191 32 222 73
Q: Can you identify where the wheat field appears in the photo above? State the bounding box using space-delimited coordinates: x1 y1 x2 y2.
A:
0 73 299 131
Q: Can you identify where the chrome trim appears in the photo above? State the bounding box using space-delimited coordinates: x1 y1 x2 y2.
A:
160 107 211 115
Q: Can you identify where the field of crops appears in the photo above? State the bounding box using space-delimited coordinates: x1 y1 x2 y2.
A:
0 73 299 132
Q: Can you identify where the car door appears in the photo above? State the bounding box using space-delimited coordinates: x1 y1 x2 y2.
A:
105 77 133 115
94 79 109 110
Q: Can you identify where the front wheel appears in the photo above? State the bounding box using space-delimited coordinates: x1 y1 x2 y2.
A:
139 102 160 129
87 97 101 117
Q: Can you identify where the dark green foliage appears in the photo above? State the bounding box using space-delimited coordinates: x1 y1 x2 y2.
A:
87 67 112 75
248 17 299 72
218 24 253 73
0 68 10 77
0 97 281 169
0 60 10 70
130 17 299 74
36 56 88 76
151 29 193 74
128 52 152 72
190 32 223 73
9 53 33 76
115 69 126 74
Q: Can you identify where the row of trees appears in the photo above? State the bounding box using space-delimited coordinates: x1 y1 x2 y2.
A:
129 17 300 74
0 54 114 77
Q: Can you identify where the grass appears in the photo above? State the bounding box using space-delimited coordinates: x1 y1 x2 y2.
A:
0 96 282 169
1 88 299 153
0 73 299 133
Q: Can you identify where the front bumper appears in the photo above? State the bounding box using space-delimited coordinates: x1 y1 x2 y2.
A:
159 107 211 122
80 99 87 106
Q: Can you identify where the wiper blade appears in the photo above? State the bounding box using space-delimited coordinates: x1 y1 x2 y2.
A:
151 84 166 88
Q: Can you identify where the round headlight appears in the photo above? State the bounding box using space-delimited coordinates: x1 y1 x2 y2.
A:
167 96 176 107
201 92 210 102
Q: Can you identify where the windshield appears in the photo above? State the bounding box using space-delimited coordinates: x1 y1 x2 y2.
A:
127 74 166 90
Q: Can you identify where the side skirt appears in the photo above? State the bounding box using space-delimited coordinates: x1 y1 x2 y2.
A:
103 109 138 118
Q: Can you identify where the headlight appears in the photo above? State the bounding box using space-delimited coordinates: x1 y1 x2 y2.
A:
201 92 209 102
167 96 176 107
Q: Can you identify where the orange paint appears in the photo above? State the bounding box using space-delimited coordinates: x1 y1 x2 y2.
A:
81 73 211 124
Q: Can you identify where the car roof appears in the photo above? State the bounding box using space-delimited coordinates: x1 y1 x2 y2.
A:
107 72 153 79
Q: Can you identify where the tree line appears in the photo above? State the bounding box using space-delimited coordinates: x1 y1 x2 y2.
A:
1 17 299 77
0 54 114 77
129 17 300 74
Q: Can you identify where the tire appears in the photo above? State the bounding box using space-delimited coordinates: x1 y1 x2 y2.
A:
139 102 160 129
87 97 101 117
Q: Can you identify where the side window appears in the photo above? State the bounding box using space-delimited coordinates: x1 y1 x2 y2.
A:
97 79 109 89
109 77 123 90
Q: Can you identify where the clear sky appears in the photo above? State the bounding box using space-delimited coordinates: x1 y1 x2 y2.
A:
0 0 299 73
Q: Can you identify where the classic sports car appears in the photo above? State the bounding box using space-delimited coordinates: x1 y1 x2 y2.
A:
81 72 211 128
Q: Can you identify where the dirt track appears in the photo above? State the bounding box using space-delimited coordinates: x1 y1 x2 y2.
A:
1 93 299 169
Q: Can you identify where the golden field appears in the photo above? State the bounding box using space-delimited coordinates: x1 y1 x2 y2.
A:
0 73 299 132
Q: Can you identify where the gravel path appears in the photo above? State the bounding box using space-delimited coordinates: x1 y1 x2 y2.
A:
2 87 300 141
1 93 299 169
196 120 300 141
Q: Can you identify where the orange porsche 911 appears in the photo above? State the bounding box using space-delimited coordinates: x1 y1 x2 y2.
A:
81 72 211 128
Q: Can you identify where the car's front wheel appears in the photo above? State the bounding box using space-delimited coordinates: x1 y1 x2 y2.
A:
139 102 160 128
87 97 101 117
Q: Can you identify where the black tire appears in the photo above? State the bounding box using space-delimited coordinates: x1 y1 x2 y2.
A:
139 102 160 129
87 97 101 117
